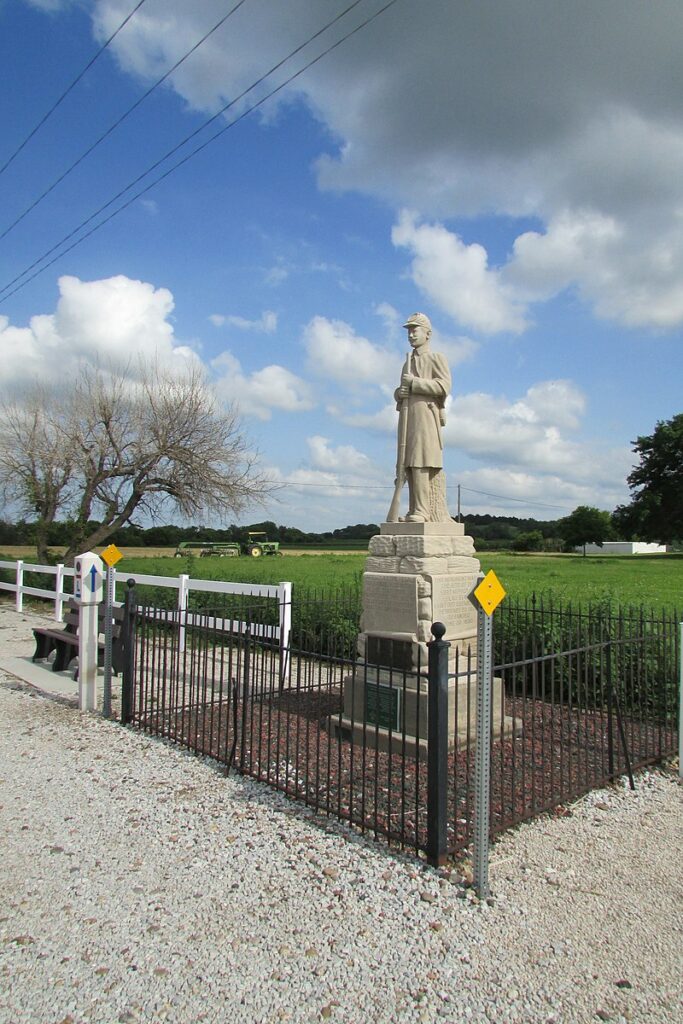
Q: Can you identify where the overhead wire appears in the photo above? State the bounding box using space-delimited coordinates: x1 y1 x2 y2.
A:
0 0 390 302
459 486 570 511
274 478 572 513
0 0 250 242
0 0 150 179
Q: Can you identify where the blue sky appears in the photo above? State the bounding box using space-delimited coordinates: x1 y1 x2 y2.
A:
1 0 682 532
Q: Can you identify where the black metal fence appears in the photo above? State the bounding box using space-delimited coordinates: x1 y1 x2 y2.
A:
119 585 680 862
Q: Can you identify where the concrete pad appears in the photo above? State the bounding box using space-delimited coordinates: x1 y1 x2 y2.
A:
0 655 79 700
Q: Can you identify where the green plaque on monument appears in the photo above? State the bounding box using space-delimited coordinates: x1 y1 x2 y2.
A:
364 681 401 731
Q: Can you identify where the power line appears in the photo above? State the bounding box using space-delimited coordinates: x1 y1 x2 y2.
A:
276 479 571 513
459 485 570 511
0 0 249 242
0 0 150 179
0 0 387 301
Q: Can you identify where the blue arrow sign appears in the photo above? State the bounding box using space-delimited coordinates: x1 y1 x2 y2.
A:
89 564 98 592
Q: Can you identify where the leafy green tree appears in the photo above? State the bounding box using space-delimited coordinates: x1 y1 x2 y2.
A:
512 530 545 552
558 506 613 556
613 414 683 543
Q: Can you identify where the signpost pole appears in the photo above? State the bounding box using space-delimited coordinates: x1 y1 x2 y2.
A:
679 621 682 781
100 545 123 719
473 600 493 899
102 563 115 719
471 570 506 901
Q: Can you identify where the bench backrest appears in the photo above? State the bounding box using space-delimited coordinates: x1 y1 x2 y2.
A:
63 599 123 638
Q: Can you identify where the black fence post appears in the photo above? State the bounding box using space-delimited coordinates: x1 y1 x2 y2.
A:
120 580 137 725
606 617 615 780
427 621 450 866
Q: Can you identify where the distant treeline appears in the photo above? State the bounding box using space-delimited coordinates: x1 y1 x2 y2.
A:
0 516 565 552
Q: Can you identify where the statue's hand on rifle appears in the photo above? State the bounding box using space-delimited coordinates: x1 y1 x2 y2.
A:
398 372 415 399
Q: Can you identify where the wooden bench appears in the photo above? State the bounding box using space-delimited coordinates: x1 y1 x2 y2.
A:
32 599 126 678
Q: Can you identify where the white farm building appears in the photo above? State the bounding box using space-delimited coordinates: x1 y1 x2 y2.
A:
577 542 668 555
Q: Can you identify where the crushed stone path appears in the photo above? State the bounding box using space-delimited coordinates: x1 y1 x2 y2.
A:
0 604 681 1024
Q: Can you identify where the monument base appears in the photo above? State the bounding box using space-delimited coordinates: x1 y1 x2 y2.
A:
338 521 515 753
332 668 517 757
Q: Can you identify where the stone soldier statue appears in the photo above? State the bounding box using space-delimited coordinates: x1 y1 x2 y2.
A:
387 312 451 523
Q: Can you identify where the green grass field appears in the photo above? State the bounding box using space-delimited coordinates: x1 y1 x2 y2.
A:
2 549 681 613
114 550 683 612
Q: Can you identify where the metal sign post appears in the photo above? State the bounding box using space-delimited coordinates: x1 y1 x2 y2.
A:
679 621 682 781
100 544 123 719
472 570 506 900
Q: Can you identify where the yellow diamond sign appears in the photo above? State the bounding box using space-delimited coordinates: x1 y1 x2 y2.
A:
101 543 123 568
474 570 506 616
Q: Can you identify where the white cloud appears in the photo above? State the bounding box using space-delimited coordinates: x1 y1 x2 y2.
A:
373 302 401 336
139 198 159 216
83 0 683 330
507 205 683 329
209 310 277 333
443 380 632 496
306 435 373 475
212 351 313 421
455 467 623 519
24 0 71 11
392 212 528 335
264 265 289 286
0 274 195 388
303 316 399 389
341 401 397 434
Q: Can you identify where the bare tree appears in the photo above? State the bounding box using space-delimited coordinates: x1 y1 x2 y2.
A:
0 385 78 562
0 362 274 561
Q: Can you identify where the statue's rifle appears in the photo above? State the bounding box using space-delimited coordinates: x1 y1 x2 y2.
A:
386 352 411 523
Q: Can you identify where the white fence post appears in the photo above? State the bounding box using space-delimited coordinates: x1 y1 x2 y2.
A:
278 581 292 689
178 574 190 653
15 560 23 613
55 563 65 621
75 552 104 712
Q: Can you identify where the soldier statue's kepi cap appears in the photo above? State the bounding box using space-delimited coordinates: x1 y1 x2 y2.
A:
402 312 432 331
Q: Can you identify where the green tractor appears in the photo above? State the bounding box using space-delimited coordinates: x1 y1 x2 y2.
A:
243 531 282 557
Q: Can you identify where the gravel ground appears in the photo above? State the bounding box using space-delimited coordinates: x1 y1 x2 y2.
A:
1 604 681 1024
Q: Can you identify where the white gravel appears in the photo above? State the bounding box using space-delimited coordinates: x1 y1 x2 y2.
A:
1 603 681 1024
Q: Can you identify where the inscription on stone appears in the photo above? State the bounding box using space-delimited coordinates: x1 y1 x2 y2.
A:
364 680 401 731
362 573 419 634
431 574 478 639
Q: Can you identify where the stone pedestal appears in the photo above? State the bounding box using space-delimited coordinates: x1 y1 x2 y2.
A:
333 521 515 753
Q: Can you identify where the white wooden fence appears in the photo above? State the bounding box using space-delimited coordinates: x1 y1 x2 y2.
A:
0 559 292 656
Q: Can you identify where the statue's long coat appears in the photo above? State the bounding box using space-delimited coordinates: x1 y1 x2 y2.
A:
394 348 451 469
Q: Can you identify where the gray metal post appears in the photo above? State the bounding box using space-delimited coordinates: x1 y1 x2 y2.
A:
102 563 115 719
473 603 493 899
679 621 682 781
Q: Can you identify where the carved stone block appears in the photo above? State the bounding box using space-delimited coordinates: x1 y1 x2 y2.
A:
400 555 451 575
395 535 460 557
368 535 396 556
365 556 401 573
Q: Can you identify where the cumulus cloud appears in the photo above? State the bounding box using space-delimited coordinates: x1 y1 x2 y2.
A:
306 435 373 475
455 467 623 519
84 0 683 329
303 316 399 389
392 212 528 334
443 380 632 495
212 351 313 421
209 310 277 333
506 206 683 328
0 274 196 388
